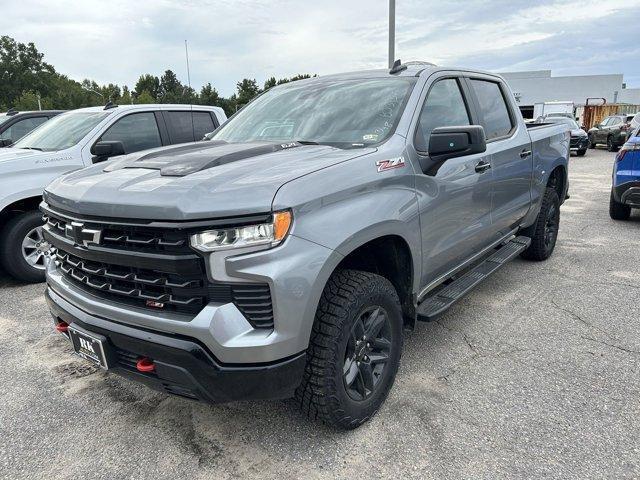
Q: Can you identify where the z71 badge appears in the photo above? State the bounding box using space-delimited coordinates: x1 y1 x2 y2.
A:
376 156 405 172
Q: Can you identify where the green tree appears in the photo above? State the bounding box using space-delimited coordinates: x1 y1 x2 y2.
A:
199 83 220 106
121 85 132 105
158 69 183 103
134 74 160 100
134 90 155 104
236 78 260 107
263 77 277 91
0 36 56 109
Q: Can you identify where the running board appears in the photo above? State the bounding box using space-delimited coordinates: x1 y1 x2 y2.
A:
416 236 531 322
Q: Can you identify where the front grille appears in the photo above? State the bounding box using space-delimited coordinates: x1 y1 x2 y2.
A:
44 207 275 328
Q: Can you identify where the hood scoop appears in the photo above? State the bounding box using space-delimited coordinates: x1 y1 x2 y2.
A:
118 141 303 177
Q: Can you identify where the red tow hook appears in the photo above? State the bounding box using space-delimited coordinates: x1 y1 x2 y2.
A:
55 321 69 333
136 357 156 373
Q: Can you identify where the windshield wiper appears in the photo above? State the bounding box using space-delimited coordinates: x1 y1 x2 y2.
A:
294 140 320 145
20 146 44 151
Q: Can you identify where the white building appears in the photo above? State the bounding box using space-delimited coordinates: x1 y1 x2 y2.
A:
499 70 640 119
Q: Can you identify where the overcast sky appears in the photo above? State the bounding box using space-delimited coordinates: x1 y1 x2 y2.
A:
4 0 640 96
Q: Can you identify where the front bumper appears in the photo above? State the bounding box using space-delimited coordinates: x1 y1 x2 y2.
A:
570 136 588 151
46 287 306 402
613 181 640 207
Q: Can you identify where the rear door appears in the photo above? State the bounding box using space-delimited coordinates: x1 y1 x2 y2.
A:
596 117 612 143
411 73 495 285
162 110 218 144
465 76 533 234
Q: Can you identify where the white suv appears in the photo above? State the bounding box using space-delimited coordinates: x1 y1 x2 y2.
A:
0 103 227 282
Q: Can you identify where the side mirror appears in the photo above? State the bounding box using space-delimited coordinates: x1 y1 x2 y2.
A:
428 125 486 162
0 138 13 147
90 141 125 162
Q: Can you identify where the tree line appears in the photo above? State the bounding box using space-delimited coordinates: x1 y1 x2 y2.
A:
0 36 314 117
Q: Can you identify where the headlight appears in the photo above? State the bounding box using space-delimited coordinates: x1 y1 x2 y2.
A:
190 210 292 252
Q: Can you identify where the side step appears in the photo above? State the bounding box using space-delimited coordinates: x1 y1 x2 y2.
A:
416 236 531 322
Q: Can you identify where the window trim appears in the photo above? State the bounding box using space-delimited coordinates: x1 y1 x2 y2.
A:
91 111 164 155
465 76 517 143
411 75 475 155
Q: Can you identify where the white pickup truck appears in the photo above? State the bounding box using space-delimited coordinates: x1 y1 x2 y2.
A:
0 104 227 282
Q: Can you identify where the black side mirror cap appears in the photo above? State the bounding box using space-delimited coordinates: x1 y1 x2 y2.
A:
0 139 13 147
428 125 486 162
90 141 125 162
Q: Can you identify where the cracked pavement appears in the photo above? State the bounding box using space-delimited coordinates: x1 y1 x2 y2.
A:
1 147 638 479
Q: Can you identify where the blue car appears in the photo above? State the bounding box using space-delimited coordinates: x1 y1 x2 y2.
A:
610 127 640 220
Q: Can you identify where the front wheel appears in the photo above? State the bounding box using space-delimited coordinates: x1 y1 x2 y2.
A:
295 269 403 429
576 149 586 157
588 135 596 149
607 136 619 152
0 210 49 283
520 188 560 261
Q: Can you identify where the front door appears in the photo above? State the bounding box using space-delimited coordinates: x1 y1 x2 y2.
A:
410 75 495 288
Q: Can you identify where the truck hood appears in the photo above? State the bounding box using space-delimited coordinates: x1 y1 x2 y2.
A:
44 141 375 220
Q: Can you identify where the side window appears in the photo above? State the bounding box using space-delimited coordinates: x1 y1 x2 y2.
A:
0 116 48 141
600 117 611 127
164 111 195 144
610 117 623 126
469 79 514 140
100 112 162 154
414 78 470 152
192 112 216 140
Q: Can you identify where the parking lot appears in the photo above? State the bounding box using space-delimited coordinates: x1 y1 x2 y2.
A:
0 147 638 479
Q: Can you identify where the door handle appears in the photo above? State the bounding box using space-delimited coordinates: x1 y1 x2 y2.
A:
475 160 491 173
520 149 532 159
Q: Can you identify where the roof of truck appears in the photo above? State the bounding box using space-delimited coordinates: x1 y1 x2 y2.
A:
292 62 502 84
66 104 225 114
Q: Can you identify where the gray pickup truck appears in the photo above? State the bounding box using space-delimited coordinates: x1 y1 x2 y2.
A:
42 62 569 429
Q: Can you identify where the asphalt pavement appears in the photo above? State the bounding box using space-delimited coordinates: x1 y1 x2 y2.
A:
0 147 638 479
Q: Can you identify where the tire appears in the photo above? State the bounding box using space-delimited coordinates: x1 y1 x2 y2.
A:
607 136 619 152
0 210 48 283
576 149 586 157
588 135 596 149
609 191 631 220
520 188 560 261
295 269 403 429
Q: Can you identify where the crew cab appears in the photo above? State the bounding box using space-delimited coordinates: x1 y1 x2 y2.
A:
42 63 569 429
0 109 64 146
0 104 226 282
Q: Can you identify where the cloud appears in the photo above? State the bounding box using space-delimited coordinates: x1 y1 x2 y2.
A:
3 0 639 96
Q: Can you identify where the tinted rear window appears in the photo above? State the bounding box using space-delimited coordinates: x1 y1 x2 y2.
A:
165 111 195 144
469 79 513 140
193 112 215 139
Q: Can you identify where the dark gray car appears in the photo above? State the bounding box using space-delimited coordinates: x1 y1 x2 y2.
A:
0 109 64 146
41 63 570 429
588 114 635 151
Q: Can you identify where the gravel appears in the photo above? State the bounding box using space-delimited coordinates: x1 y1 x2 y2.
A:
0 147 638 479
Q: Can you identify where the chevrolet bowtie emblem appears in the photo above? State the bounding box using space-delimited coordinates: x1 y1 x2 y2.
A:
65 221 102 247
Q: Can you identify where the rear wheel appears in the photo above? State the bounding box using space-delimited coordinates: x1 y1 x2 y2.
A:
0 210 49 283
609 191 631 220
576 149 586 157
520 188 560 261
295 269 403 429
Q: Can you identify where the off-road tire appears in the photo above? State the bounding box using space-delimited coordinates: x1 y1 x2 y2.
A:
295 269 403 430
609 191 631 220
520 188 560 261
0 210 47 283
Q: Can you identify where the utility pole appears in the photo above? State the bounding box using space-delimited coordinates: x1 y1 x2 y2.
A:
388 0 395 68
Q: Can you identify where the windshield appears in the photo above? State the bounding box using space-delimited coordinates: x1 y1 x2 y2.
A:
211 78 416 148
13 111 110 151
544 117 579 129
